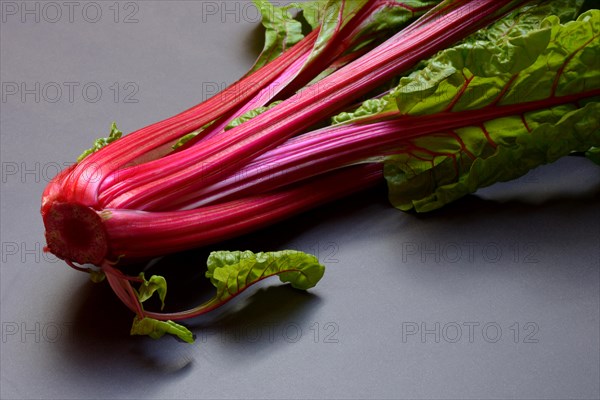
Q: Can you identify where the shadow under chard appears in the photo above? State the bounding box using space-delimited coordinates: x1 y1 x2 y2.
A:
120 155 600 316
121 182 390 314
59 156 598 371
57 185 384 366
186 285 324 366
56 278 195 388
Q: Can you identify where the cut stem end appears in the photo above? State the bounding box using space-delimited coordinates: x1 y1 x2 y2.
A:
42 202 109 266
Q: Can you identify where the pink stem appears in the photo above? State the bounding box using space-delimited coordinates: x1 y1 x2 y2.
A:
101 0 526 211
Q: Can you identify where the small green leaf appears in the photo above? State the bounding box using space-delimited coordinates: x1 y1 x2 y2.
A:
77 122 122 162
130 316 194 343
136 273 167 310
206 250 325 303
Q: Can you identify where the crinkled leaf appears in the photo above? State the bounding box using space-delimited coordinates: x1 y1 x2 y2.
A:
309 0 440 62
333 96 399 124
342 0 442 54
136 273 167 310
129 250 323 343
251 0 367 75
252 0 375 70
77 122 122 162
310 0 369 62
236 1 441 130
251 0 322 72
471 0 584 43
333 0 589 125
206 250 325 302
130 316 194 343
385 102 600 212
308 0 440 83
253 0 440 78
335 6 600 212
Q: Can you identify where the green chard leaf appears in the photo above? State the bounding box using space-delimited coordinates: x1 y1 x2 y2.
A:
332 0 589 125
238 1 441 130
206 250 325 303
386 102 599 212
310 0 370 61
340 0 442 54
470 0 585 43
130 316 194 343
251 0 323 72
77 122 122 162
382 8 600 211
129 273 194 342
308 0 441 84
135 273 167 310
129 250 323 343
253 0 440 79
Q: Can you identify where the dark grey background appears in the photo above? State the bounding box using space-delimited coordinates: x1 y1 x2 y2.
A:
1 1 599 399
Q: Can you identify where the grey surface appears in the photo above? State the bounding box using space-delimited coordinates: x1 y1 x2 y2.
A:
1 2 599 399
